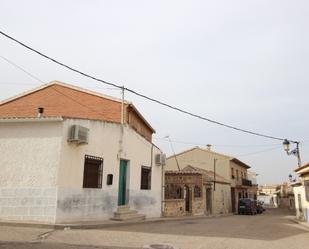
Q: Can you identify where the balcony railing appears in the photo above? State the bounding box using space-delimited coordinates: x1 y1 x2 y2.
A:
242 178 252 186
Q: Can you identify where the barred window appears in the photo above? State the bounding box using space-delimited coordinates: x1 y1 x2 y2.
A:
194 185 201 198
165 184 183 199
141 166 151 190
83 155 103 188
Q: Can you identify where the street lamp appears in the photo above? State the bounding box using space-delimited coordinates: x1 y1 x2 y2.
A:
282 139 302 167
288 174 293 182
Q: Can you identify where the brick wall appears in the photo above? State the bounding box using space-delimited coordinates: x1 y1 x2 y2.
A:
0 83 154 141
163 199 185 217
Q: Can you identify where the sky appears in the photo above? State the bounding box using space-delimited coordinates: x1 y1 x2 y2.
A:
0 0 308 185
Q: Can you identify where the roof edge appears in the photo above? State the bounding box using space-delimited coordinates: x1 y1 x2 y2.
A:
0 116 63 123
0 80 132 106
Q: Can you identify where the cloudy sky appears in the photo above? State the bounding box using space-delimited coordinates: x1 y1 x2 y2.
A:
1 0 308 184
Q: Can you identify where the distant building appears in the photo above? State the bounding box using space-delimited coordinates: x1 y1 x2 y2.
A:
258 184 279 208
165 146 256 214
292 163 309 222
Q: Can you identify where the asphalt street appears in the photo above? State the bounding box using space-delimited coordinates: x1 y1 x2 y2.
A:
0 209 308 249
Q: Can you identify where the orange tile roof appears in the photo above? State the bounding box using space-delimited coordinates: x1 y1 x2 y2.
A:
0 81 155 135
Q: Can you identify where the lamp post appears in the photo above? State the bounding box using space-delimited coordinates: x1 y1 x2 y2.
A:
283 139 302 167
288 174 293 182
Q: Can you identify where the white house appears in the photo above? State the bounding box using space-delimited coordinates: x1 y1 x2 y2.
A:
292 163 309 222
0 81 164 224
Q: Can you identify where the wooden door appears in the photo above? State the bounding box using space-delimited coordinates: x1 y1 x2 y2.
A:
118 160 127 206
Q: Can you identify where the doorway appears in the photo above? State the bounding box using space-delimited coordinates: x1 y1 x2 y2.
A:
184 185 190 212
231 187 236 213
206 187 212 214
118 160 127 206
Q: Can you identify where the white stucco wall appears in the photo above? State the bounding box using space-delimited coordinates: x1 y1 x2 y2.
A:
166 148 231 180
0 120 62 223
293 184 309 222
55 118 162 223
212 183 232 214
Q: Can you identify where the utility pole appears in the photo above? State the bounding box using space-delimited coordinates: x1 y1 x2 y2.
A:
213 159 217 191
121 86 124 125
165 136 180 171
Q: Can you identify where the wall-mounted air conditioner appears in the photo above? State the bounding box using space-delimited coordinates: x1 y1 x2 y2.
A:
155 153 166 166
68 125 89 144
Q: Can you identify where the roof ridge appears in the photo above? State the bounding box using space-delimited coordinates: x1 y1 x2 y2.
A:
0 80 132 106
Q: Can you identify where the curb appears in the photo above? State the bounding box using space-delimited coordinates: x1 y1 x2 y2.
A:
0 213 234 230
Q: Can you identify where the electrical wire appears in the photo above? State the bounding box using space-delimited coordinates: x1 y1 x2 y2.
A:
0 30 298 143
237 146 282 157
0 55 44 83
153 136 281 148
0 55 120 118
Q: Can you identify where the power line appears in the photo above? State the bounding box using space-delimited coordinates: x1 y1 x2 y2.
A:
153 136 281 148
0 55 119 118
0 30 297 143
237 146 282 157
0 55 45 83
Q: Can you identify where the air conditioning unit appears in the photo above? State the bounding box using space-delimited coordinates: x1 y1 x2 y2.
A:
68 125 89 144
155 153 166 166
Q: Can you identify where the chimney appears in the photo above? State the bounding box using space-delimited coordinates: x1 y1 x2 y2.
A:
37 107 44 118
206 144 212 151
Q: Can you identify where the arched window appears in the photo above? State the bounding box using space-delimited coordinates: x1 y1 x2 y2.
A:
194 185 201 198
165 184 183 199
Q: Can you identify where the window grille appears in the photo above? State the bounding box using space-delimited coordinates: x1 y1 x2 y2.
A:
83 155 103 188
165 184 183 199
140 166 151 190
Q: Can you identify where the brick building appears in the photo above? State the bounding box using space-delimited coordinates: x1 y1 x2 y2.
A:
163 171 204 217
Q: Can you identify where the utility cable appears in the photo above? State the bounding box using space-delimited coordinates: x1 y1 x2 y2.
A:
237 146 282 157
153 136 281 148
0 30 297 143
0 55 44 83
0 55 119 118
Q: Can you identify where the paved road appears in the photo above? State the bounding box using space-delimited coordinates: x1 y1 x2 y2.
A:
104 208 307 241
1 209 308 249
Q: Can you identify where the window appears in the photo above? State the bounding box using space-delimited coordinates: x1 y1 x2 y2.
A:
165 184 183 199
231 168 235 179
241 172 243 179
194 186 201 198
83 155 103 188
140 166 151 190
236 170 239 180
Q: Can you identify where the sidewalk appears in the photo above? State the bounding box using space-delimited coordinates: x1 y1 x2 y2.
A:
0 213 233 230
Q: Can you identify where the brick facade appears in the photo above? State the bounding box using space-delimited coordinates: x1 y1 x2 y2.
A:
163 172 205 217
0 81 154 141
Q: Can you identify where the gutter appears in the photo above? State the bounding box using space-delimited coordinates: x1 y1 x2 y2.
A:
0 116 63 123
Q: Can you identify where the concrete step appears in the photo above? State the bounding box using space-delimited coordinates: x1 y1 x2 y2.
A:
111 205 146 221
117 205 130 211
115 209 138 215
111 213 146 221
113 210 138 217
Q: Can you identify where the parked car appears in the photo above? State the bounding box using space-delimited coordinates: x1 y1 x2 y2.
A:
256 201 265 214
238 198 257 215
